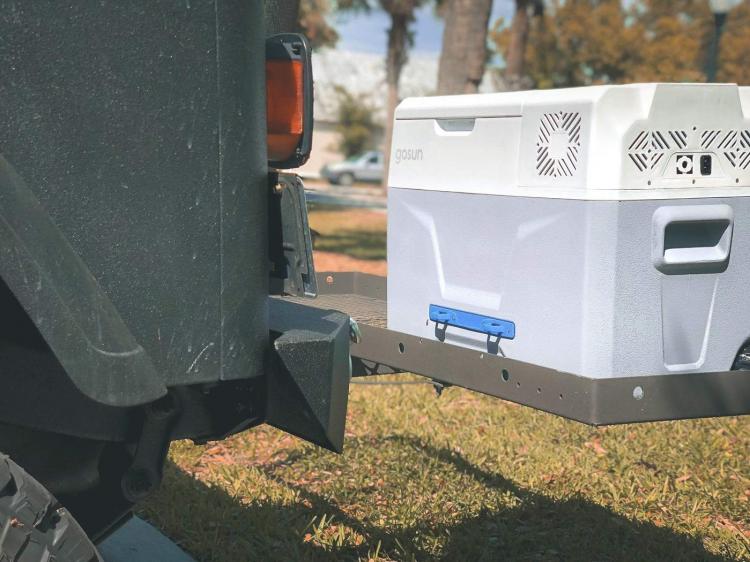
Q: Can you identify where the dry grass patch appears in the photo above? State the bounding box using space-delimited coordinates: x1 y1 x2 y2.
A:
142 379 750 561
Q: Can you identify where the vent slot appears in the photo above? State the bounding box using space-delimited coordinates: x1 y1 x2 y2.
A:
740 130 750 170
669 130 688 149
700 130 721 149
536 111 581 178
717 130 750 171
627 130 679 173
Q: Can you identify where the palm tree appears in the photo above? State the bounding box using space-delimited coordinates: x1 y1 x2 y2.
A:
380 1 423 188
437 0 494 95
504 0 543 91
336 0 424 189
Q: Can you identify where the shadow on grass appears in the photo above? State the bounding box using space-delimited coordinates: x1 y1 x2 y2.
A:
144 435 733 562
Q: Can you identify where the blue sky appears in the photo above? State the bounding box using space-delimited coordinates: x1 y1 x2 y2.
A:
332 1 516 56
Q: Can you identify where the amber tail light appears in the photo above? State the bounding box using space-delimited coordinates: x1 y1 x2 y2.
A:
266 34 313 169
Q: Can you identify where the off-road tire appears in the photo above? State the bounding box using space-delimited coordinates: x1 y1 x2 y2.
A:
0 454 101 562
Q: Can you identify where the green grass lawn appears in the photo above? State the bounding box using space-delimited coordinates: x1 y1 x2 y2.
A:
142 379 749 561
141 207 749 561
307 204 387 261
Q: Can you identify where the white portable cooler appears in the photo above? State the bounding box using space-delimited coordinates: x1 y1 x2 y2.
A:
387 83 750 379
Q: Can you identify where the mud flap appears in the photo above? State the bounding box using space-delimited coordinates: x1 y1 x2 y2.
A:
269 173 318 298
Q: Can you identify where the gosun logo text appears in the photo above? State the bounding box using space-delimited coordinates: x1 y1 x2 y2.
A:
394 148 423 164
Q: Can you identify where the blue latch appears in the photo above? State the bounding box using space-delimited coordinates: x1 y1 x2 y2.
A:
429 304 515 339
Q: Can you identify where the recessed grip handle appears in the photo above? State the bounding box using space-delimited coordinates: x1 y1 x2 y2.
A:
652 205 734 274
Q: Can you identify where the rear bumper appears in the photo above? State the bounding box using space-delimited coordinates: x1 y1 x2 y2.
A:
267 298 351 452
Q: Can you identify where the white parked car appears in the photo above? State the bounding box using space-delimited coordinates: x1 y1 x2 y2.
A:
321 151 384 185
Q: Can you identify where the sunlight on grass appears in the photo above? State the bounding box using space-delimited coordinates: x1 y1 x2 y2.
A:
308 205 387 261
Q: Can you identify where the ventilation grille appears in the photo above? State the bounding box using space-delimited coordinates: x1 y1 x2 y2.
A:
628 128 750 173
700 130 722 148
711 130 750 171
627 130 687 172
536 111 581 177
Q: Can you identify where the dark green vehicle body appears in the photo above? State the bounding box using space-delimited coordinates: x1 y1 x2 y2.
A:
0 0 348 547
0 1 268 406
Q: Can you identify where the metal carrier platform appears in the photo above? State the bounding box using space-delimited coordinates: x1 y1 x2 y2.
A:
284 272 750 425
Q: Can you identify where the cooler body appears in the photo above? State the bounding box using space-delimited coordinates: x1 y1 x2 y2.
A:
388 83 750 379
388 190 750 378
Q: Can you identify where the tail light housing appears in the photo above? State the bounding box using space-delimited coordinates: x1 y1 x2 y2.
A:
266 33 313 169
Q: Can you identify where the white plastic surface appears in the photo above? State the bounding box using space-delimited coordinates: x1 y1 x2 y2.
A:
387 191 750 379
389 83 750 200
388 83 750 379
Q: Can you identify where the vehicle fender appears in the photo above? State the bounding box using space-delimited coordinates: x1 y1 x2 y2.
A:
0 156 166 407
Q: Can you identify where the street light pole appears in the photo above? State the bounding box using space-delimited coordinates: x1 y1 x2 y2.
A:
706 0 737 82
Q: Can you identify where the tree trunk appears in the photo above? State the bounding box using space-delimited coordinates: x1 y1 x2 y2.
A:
437 0 493 95
505 0 531 91
382 12 411 190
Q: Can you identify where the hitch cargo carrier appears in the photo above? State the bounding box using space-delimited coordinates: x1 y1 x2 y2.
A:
284 271 750 425
288 83 750 426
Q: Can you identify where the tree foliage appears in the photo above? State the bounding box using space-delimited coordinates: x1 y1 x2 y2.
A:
490 0 750 89
333 86 378 158
299 0 339 49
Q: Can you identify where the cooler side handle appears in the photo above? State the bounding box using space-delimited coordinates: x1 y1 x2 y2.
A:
651 204 734 275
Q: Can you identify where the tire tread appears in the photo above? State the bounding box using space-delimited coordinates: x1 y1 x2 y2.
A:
0 455 100 562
